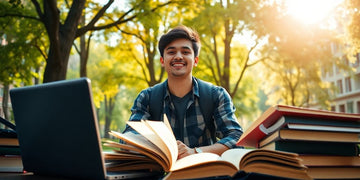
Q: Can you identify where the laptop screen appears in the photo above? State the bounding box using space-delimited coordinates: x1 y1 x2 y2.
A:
10 78 106 179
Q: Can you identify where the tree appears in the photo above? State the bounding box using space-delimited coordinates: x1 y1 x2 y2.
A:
258 2 337 108
181 0 267 119
104 0 196 88
3 0 175 83
190 0 264 95
0 1 46 121
340 1 360 62
88 52 125 138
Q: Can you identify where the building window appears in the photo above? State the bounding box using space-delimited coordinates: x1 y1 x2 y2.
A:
347 101 354 113
337 79 343 94
345 77 352 93
331 106 336 112
354 53 360 67
339 104 345 112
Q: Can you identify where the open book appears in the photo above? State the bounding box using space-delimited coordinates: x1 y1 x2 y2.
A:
104 116 311 180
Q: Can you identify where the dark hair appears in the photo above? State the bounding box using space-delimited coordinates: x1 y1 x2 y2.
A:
158 25 201 58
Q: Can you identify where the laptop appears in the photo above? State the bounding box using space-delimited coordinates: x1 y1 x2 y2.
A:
10 78 159 179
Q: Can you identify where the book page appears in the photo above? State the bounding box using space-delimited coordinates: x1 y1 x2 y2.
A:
240 149 303 169
126 121 171 166
108 131 170 170
221 148 253 169
171 152 224 171
144 120 178 169
287 123 360 133
163 114 172 133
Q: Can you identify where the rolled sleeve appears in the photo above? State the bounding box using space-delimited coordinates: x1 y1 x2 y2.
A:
213 87 243 148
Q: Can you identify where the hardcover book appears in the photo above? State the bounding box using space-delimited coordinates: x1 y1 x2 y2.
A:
259 129 360 147
260 140 359 156
237 105 360 148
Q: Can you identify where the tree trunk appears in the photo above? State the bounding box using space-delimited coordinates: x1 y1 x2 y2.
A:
104 95 114 139
41 0 86 83
79 13 90 77
223 19 231 92
2 84 10 122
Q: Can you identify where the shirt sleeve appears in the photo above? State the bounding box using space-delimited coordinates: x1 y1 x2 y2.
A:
213 87 243 148
122 89 152 134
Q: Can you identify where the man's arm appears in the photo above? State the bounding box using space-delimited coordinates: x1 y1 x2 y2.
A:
122 89 152 134
213 87 243 148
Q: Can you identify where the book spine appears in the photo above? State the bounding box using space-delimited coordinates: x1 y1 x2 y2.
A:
0 146 21 155
282 116 360 127
266 141 359 156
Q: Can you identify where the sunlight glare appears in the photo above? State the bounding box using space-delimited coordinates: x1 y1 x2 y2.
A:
285 0 343 24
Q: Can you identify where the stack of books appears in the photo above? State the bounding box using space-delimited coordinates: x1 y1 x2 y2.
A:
0 117 23 173
104 115 312 179
237 105 360 179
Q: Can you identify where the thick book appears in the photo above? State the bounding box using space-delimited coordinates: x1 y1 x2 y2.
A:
0 137 19 146
298 155 360 167
0 155 23 172
286 123 360 132
307 167 360 179
261 140 359 156
237 105 360 148
104 117 311 180
0 146 21 155
259 129 360 147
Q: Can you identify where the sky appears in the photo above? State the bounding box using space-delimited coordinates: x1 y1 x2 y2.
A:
285 0 343 25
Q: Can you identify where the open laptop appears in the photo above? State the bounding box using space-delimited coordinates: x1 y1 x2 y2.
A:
10 78 159 179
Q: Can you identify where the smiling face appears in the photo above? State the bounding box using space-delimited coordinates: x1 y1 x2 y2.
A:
160 38 199 79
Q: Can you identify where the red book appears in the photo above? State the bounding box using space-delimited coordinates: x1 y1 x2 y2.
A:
237 105 360 148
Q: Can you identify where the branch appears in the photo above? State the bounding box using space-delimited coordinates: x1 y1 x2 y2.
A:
63 0 85 33
76 0 174 37
231 41 260 97
0 13 41 22
30 0 44 22
129 47 149 82
78 0 114 37
85 13 137 32
64 0 70 9
120 29 145 44
72 41 80 54
31 43 48 60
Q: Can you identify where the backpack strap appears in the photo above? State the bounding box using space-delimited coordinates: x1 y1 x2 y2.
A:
196 78 217 143
149 81 167 121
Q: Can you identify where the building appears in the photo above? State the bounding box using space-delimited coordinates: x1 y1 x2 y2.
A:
320 42 360 114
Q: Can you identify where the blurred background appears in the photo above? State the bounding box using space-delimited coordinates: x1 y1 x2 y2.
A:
1 0 359 138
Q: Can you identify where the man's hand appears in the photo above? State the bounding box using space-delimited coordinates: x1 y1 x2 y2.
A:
177 140 195 160
176 141 230 160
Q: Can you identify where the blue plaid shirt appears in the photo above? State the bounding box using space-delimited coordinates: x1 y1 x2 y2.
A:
124 77 243 148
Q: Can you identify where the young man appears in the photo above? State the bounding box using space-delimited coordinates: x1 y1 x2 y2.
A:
123 25 243 159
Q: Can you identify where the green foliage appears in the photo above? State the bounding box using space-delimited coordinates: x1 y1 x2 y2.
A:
3 0 359 131
0 1 46 86
254 1 338 109
341 0 360 62
186 0 264 121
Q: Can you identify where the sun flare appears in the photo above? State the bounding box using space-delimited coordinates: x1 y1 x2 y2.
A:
285 0 343 24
